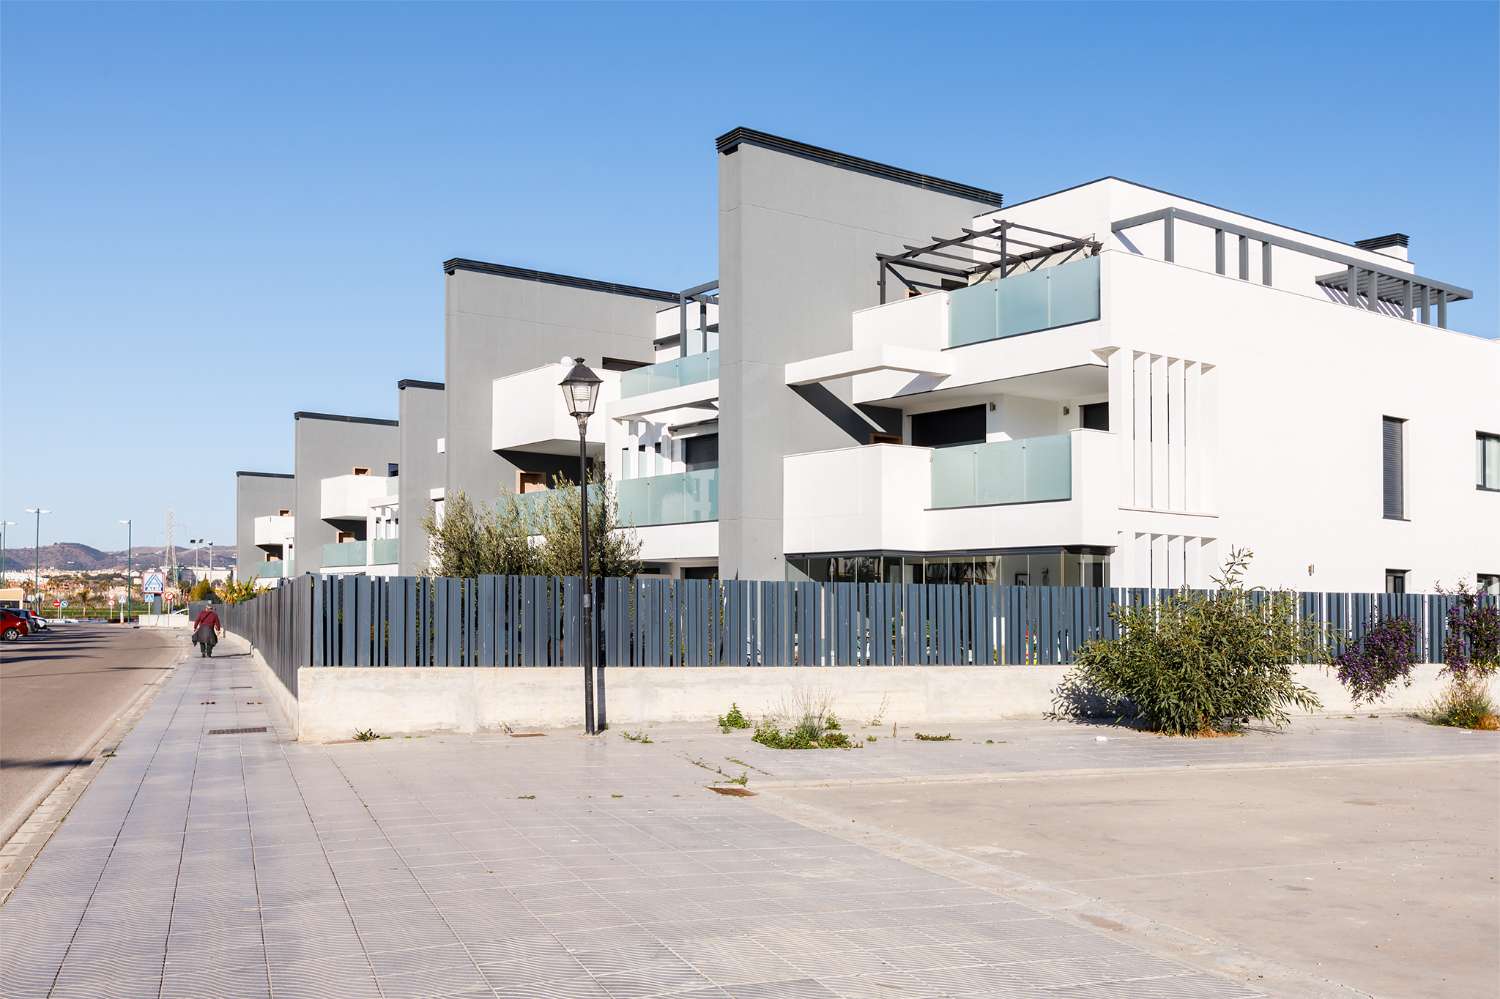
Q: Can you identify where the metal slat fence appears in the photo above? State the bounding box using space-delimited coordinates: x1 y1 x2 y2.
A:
221 576 1496 691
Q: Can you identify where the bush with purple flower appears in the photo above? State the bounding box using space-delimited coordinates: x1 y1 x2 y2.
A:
1331 615 1422 706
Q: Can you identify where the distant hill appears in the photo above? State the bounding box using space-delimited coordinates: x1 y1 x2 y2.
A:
0 543 237 573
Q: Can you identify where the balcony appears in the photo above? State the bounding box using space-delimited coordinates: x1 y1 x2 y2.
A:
370 538 399 566
782 430 1116 556
947 256 1100 347
620 349 718 397
511 485 601 535
254 561 286 579
609 351 720 421
492 364 619 455
321 474 396 521
617 469 718 527
931 434 1072 508
321 541 368 569
253 515 294 548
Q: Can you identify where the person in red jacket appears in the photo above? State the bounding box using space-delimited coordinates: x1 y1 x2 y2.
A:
192 604 222 657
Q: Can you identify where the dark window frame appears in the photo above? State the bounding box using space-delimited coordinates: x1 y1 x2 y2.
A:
1382 416 1406 520
1478 432 1500 492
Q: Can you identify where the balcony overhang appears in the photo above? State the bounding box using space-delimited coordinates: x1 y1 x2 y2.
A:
608 379 720 421
785 345 952 388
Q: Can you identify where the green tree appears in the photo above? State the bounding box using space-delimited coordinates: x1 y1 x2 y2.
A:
188 579 219 602
422 491 541 578
536 470 642 580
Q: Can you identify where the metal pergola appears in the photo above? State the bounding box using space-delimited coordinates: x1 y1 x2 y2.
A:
877 221 1101 304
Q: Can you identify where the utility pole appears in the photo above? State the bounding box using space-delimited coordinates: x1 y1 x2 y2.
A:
0 521 14 588
119 519 132 623
24 508 49 613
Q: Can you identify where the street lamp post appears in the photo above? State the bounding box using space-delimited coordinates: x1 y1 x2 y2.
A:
207 542 214 575
0 521 14 592
24 508 49 614
560 357 603 735
119 519 132 623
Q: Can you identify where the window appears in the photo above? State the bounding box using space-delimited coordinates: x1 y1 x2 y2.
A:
517 472 547 494
911 405 986 448
1382 417 1405 519
352 466 370 476
1478 433 1500 491
1385 569 1407 594
1478 574 1499 596
683 434 718 471
277 509 290 516
1081 401 1110 432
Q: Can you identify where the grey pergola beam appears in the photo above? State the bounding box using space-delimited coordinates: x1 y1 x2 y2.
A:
1113 206 1473 301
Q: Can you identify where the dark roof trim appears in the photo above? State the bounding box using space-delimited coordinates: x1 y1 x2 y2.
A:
293 411 399 427
715 127 1003 207
442 259 679 304
1356 233 1410 251
994 176 1409 258
235 471 294 479
397 379 444 391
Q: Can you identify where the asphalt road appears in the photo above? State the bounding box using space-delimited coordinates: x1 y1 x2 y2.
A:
0 624 181 842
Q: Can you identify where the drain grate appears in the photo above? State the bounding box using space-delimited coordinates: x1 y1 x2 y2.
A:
229 686 252 690
200 701 216 705
207 726 267 736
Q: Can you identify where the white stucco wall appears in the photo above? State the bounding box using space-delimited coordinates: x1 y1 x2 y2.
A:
291 663 1492 742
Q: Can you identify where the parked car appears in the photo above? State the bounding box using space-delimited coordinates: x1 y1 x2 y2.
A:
1 611 30 641
10 609 46 632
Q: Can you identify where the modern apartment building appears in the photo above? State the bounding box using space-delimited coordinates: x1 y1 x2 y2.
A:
234 128 1499 594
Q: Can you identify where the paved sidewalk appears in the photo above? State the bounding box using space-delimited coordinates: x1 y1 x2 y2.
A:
1 638 1266 999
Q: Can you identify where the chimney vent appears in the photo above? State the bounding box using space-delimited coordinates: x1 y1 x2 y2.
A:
1355 233 1409 262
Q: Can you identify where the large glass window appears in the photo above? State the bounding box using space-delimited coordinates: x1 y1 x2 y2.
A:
1478 433 1500 491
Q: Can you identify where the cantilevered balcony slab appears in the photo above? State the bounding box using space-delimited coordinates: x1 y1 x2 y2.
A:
321 475 397 522
608 379 719 421
493 363 618 455
253 515 294 548
784 344 953 388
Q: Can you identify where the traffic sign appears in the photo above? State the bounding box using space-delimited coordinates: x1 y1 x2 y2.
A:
142 571 165 595
53 600 61 608
60 600 69 609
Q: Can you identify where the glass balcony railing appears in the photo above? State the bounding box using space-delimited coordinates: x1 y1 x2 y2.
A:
948 256 1100 347
930 434 1072 508
510 485 602 535
619 349 719 398
321 541 368 568
617 468 718 527
370 538 399 565
255 561 285 579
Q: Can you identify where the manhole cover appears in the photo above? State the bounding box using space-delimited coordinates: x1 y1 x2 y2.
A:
207 727 267 736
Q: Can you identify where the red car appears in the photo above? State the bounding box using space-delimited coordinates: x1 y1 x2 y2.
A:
1 610 30 641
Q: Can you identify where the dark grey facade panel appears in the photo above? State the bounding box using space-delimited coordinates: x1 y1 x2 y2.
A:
440 259 679 304
715 127 1004 207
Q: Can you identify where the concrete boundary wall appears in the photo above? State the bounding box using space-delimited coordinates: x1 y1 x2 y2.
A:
247 644 300 735
290 663 1491 742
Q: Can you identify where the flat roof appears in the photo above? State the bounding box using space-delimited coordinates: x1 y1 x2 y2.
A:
442 259 680 304
293 411 399 427
715 127 1003 207
397 379 444 391
235 470 294 479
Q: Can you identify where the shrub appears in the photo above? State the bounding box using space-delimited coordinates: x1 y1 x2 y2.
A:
1052 550 1321 735
1425 678 1499 730
1332 615 1422 705
1440 582 1500 680
717 703 751 732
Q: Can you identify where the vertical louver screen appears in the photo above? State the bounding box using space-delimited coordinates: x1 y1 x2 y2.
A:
1383 417 1405 519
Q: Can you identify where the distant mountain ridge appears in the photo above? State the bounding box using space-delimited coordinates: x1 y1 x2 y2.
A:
0 543 237 573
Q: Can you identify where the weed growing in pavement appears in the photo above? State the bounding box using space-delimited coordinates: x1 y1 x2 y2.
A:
685 755 751 785
866 694 890 727
914 732 954 742
866 735 877 743
1424 678 1500 730
353 728 380 742
517 794 535 800
750 689 861 750
611 794 624 799
717 703 752 732
621 730 654 744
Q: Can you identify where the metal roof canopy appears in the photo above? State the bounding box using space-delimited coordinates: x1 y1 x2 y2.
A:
877 220 1101 304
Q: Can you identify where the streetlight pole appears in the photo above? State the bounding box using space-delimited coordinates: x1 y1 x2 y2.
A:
560 357 603 735
119 519 132 623
25 508 49 614
207 542 214 575
0 521 14 592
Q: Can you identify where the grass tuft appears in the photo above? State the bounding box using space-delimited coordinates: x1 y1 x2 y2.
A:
621 730 654 744
717 703 752 733
914 732 954 742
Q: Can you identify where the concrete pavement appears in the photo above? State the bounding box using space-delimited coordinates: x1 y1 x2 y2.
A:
2 633 1495 997
0 624 181 844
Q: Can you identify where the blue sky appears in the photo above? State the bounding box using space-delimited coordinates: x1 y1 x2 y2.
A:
3 1 1496 552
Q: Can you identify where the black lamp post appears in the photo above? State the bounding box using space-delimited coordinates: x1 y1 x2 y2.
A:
560 357 603 734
